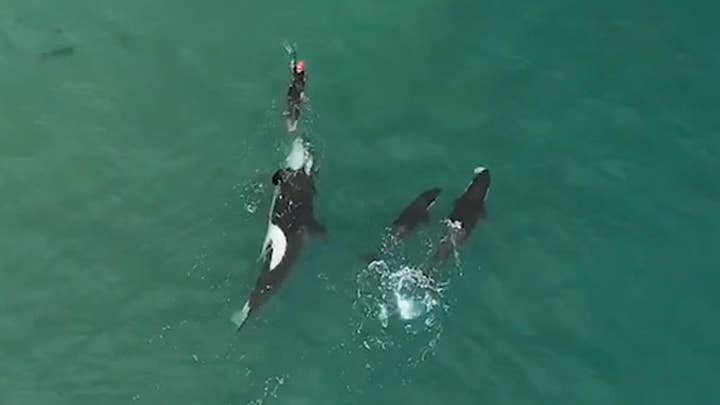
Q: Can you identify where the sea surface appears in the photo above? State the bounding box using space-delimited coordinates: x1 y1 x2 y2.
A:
1 1 719 404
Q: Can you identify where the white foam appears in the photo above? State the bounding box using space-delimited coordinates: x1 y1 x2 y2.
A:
395 291 425 320
378 304 389 328
285 137 313 174
389 266 438 321
444 219 462 230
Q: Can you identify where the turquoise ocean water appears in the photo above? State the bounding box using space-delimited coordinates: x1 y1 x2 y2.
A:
1 1 719 404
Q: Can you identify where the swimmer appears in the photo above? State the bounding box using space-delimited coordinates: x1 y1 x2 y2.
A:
283 44 307 132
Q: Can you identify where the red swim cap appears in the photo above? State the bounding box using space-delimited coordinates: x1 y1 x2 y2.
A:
296 60 306 73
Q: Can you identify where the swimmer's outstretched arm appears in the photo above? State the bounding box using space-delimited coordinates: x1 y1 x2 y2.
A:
283 42 297 71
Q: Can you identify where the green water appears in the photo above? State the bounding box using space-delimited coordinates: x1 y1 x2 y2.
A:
1 1 719 404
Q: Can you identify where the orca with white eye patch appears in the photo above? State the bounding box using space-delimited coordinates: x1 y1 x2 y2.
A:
432 167 491 264
232 139 326 331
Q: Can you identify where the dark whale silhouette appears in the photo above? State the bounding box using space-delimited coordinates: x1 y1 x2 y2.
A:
232 143 325 331
362 188 442 263
432 167 491 264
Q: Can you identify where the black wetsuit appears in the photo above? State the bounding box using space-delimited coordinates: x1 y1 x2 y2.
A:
286 70 306 122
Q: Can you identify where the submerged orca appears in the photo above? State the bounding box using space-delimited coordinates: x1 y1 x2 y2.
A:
39 45 74 59
432 167 491 264
232 139 325 331
362 188 442 263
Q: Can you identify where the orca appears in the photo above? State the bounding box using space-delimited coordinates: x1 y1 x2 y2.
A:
362 188 442 263
39 45 74 59
232 138 325 331
432 167 491 264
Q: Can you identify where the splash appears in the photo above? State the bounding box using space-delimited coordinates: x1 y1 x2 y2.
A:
377 262 445 325
232 172 268 220
353 257 446 365
349 221 480 371
386 265 440 322
285 137 313 174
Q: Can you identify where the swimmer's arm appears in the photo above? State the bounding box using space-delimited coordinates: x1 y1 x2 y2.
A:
284 43 297 71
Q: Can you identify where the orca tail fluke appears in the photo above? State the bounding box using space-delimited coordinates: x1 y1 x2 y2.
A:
231 301 252 332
